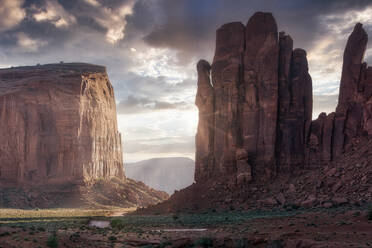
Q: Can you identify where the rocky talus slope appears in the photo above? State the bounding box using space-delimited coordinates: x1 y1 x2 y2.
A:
143 12 372 213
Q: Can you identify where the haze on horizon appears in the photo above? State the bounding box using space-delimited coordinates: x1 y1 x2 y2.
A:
1 0 372 162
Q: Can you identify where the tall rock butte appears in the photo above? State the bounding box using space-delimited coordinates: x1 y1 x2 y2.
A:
195 12 372 183
0 63 124 186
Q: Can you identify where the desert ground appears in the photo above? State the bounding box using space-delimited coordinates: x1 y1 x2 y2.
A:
0 205 371 248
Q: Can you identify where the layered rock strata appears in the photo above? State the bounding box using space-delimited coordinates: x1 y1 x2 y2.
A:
195 12 371 183
0 63 124 186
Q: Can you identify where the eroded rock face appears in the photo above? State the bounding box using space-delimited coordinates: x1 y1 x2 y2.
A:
212 22 245 176
195 60 214 183
243 12 279 178
277 47 313 171
195 13 371 183
0 63 124 186
308 23 372 166
195 12 312 181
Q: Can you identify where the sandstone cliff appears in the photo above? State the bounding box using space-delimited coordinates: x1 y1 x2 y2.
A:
195 12 372 184
308 23 372 165
141 12 372 214
195 12 313 183
0 63 124 186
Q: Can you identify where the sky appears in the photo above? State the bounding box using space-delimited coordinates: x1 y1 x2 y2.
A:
1 0 372 162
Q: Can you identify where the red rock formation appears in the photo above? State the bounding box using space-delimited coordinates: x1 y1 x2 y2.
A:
195 12 311 181
195 60 214 183
243 12 279 179
308 23 371 165
277 47 313 171
0 63 124 186
195 14 371 183
211 22 245 176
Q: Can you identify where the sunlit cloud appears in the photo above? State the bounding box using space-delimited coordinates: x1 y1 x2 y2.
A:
83 0 101 7
307 6 372 106
0 0 26 32
321 6 372 38
129 47 194 82
93 0 136 44
16 32 48 52
32 0 76 28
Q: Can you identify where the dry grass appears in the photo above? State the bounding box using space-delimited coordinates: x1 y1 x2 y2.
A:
0 207 135 219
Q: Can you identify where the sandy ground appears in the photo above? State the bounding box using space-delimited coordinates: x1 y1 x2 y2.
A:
0 206 371 247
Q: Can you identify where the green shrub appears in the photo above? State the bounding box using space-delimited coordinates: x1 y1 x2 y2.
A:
46 232 58 248
110 219 125 230
108 236 117 241
368 208 372 220
172 214 179 220
194 237 214 247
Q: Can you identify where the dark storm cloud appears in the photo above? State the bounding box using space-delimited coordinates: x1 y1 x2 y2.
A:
141 0 372 59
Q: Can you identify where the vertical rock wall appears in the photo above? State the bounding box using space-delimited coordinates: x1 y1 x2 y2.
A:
195 60 214 182
195 12 312 182
277 47 313 171
0 63 124 186
243 12 279 178
308 23 371 166
195 13 372 183
211 22 245 176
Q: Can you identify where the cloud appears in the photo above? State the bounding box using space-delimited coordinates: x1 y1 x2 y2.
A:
88 0 137 43
0 0 26 32
117 95 192 114
125 136 195 154
32 0 77 28
312 94 338 119
16 32 48 52
83 0 100 7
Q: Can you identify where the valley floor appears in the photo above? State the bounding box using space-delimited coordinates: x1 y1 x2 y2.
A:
0 205 371 247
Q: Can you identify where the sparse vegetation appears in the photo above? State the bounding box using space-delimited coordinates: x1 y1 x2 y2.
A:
367 208 372 220
110 219 125 230
46 232 58 248
0 208 114 219
0 205 370 247
194 236 213 247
